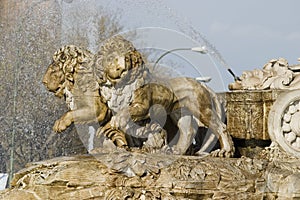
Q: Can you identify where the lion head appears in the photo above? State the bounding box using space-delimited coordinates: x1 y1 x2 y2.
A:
43 45 97 97
94 35 148 88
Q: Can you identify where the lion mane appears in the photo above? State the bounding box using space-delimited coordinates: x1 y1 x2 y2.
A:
94 36 150 114
94 35 148 86
52 45 98 99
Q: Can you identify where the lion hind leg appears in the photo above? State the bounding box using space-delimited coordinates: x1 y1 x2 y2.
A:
204 112 235 158
171 114 198 155
196 131 218 154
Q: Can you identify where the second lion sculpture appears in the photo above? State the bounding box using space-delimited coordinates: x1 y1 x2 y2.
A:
95 36 234 157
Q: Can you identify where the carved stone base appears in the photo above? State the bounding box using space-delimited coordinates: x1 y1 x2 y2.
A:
1 148 300 199
226 90 283 140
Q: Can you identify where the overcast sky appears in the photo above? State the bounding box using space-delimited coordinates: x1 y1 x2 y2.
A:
162 0 300 70
62 0 300 90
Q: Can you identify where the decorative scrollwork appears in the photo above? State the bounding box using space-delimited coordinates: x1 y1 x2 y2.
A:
268 90 300 158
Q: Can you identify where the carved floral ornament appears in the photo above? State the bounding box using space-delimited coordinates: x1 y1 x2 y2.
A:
282 100 300 150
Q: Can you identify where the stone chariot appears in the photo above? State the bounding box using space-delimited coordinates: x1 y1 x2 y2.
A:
227 58 300 158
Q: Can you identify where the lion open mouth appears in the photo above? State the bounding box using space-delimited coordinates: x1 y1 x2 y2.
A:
108 70 128 83
118 71 128 79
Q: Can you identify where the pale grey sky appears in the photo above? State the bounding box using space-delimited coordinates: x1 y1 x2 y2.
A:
163 0 300 71
62 0 300 91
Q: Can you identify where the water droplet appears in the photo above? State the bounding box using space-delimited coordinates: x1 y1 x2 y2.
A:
63 0 73 3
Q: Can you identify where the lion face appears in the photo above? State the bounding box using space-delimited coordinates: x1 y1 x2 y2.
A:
100 50 145 88
43 62 65 97
104 53 130 85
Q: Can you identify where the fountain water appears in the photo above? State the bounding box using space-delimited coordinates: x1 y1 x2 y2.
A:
1 0 233 186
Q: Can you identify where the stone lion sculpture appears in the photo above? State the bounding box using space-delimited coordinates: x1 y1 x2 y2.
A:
95 36 234 157
42 45 127 147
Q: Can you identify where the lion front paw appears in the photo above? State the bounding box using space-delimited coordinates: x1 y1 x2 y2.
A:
53 119 68 133
171 145 186 155
210 148 234 158
53 113 73 133
111 112 130 129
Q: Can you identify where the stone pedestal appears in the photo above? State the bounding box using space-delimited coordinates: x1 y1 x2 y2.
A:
1 147 300 199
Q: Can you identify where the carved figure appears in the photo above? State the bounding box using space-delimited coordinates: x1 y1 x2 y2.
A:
95 36 149 114
42 45 127 147
95 36 154 148
229 58 300 90
95 36 234 157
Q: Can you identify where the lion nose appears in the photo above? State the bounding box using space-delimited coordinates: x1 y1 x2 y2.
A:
117 66 125 73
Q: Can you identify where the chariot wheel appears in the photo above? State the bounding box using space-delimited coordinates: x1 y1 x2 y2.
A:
268 90 300 158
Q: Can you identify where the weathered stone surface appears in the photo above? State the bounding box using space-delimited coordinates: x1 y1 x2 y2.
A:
268 90 300 159
226 90 283 140
1 145 300 199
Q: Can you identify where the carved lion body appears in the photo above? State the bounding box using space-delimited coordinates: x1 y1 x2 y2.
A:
96 36 234 157
108 77 234 156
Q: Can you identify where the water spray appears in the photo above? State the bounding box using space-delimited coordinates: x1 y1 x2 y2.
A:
153 46 240 82
153 46 207 71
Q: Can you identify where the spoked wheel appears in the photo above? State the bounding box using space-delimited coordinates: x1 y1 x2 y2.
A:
268 90 300 158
